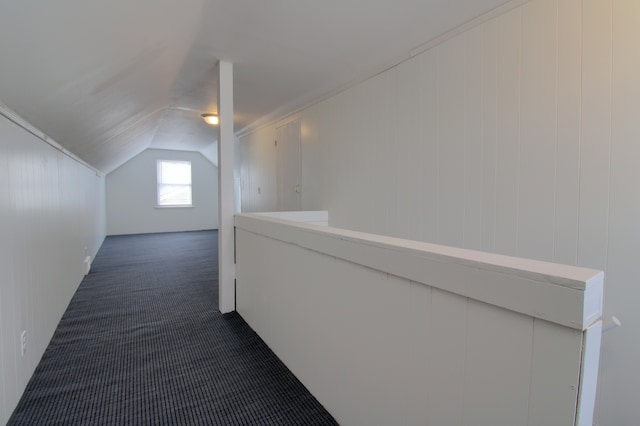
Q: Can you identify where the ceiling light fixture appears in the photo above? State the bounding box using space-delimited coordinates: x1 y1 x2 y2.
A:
201 113 219 125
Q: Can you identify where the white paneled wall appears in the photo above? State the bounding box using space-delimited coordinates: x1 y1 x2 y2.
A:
604 1 640 420
0 114 105 424
238 0 640 423
240 129 276 213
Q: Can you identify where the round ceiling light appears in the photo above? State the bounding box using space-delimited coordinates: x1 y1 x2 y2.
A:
201 113 219 125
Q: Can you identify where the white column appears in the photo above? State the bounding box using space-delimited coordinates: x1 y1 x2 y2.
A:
217 60 235 313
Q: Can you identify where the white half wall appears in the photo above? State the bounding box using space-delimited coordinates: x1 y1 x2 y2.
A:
106 148 219 235
236 213 603 426
0 112 106 424
238 0 640 424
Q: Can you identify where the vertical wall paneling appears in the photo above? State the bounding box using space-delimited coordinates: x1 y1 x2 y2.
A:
481 20 498 253
258 127 277 213
463 27 484 251
405 281 432 423
437 35 466 247
321 93 345 226
372 274 416 425
404 60 424 240
346 81 368 230
306 105 325 212
419 49 439 244
11 139 24 396
395 58 421 240
240 126 277 213
518 0 558 261
527 319 582 425
331 87 355 228
391 65 406 239
553 0 582 266
233 138 243 213
321 94 344 222
368 72 393 234
5 124 22 414
0 122 13 422
334 83 364 230
494 8 521 256
0 114 105 424
300 106 324 211
239 141 249 211
369 71 395 235
601 0 640 422
275 119 302 211
245 136 258 213
462 301 532 426
429 289 467 425
315 102 332 211
578 0 611 271
302 255 349 412
348 79 367 230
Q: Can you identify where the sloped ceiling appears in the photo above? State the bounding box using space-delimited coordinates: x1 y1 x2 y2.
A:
0 0 515 174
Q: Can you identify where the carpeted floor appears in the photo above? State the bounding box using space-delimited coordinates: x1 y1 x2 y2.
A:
8 230 338 425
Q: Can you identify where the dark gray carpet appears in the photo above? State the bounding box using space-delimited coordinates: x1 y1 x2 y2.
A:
8 230 338 425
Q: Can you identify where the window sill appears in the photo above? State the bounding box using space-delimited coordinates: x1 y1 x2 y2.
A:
155 205 195 209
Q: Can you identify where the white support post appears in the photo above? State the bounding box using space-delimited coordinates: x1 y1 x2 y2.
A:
217 60 235 313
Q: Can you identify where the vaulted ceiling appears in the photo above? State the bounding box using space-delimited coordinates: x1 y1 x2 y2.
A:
0 0 514 174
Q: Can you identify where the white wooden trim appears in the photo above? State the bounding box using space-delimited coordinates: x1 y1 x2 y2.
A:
235 213 603 330
576 320 603 426
253 210 328 225
408 0 532 58
217 60 235 313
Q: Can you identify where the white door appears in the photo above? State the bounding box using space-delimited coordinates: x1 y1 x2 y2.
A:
276 119 302 211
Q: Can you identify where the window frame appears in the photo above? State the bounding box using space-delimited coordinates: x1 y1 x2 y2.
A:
156 159 193 208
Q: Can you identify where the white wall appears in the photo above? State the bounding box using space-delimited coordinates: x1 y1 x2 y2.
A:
0 113 106 424
106 148 219 235
238 0 640 424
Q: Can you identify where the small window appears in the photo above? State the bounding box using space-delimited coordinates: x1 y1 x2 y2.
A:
157 160 192 206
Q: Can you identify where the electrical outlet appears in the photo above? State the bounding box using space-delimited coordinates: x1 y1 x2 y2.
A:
21 330 27 357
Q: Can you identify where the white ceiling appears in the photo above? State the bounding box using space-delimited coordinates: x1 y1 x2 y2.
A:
0 0 514 173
